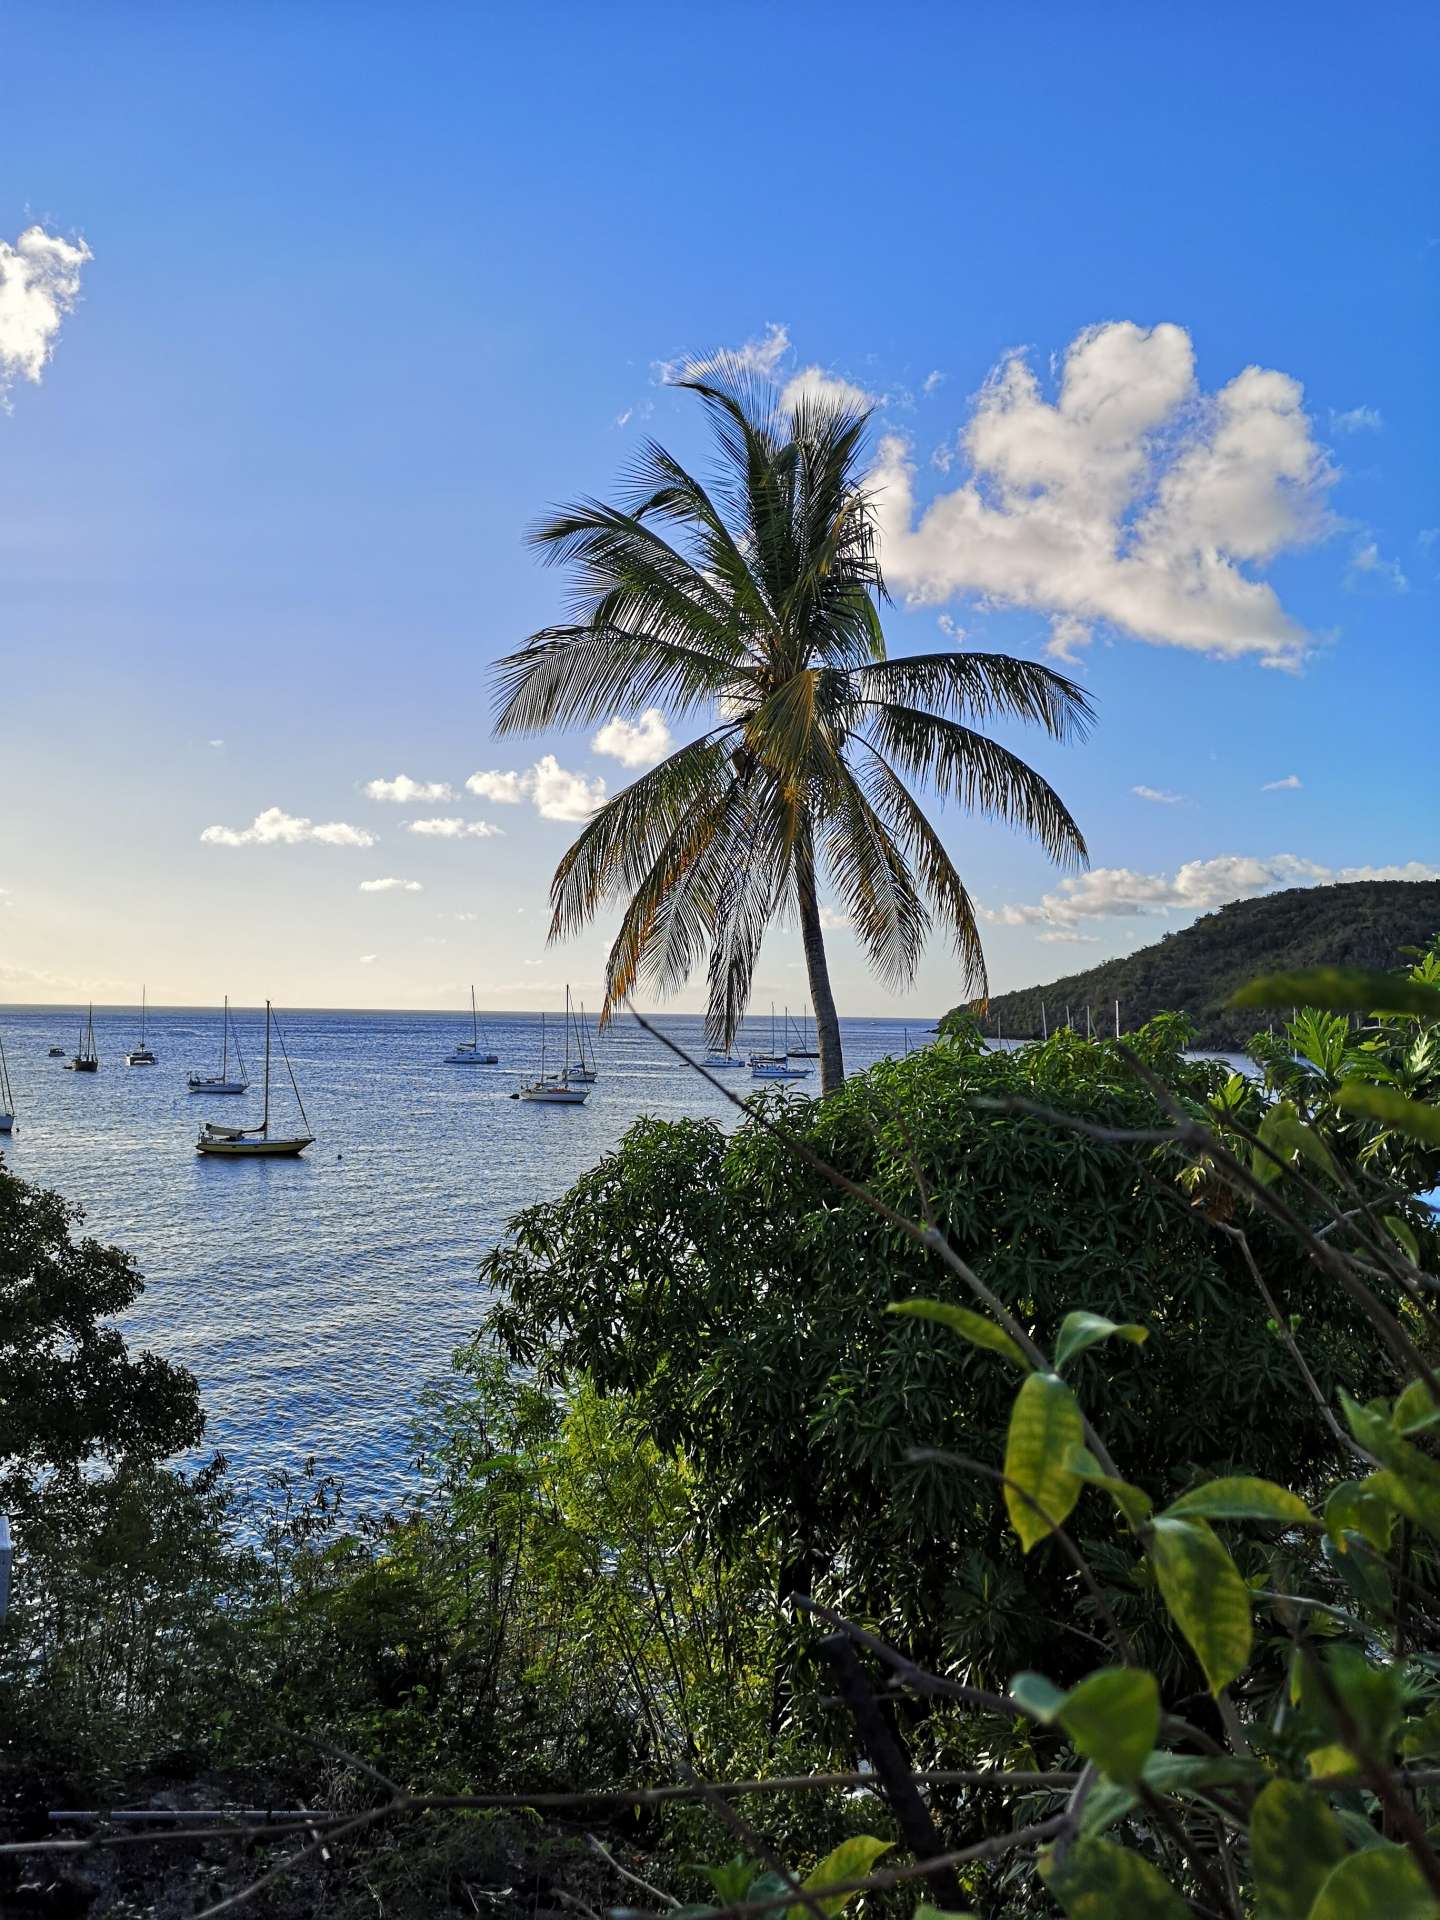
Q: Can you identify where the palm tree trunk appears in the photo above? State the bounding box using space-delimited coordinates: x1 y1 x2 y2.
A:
795 832 845 1095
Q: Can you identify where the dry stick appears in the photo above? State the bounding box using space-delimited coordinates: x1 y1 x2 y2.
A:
585 1833 681 1910
193 1802 403 1920
795 1597 1016 1717
627 1009 1127 1482
817 1632 967 1910
1217 1225 1362 1457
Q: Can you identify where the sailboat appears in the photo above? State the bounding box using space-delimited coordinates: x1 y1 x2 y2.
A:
188 997 249 1094
125 986 157 1066
787 1003 820 1059
0 1034 15 1133
64 1005 99 1073
445 986 498 1065
195 1002 314 1156
751 1006 810 1080
563 995 598 1083
519 1006 588 1103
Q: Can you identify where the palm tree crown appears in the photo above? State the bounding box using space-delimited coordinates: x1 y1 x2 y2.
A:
493 357 1092 1093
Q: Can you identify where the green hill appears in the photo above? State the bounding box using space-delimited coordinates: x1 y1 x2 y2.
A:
942 879 1440 1051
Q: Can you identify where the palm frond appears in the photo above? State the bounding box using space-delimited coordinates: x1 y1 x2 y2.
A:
854 651 1094 740
493 628 748 735
857 744 988 998
820 767 931 990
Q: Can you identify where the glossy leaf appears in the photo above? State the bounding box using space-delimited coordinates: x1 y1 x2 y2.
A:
1009 1670 1067 1721
1324 1479 1394 1553
887 1298 1028 1370
1163 1475 1312 1527
1394 1379 1439 1433
1149 1516 1252 1694
1336 1081 1440 1148
1386 1214 1422 1265
1003 1370 1084 1552
1308 1845 1440 1920
1341 1392 1440 1540
1255 1099 1341 1186
1053 1310 1148 1374
1058 1667 1160 1785
1248 1779 1347 1919
1229 967 1440 1019
1041 1836 1188 1918
793 1837 893 1920
1070 1447 1153 1528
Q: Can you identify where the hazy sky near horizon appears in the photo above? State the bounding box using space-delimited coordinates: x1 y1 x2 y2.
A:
2 3 1436 1014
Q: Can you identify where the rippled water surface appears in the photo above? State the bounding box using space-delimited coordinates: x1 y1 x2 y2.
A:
0 1004 932 1500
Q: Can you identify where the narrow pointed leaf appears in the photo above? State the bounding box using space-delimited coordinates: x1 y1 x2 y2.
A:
887 1298 1028 1370
1148 1517 1252 1694
1249 1779 1347 1919
1003 1371 1084 1553
1229 967 1440 1019
1336 1081 1440 1147
1053 1311 1148 1374
1163 1476 1313 1527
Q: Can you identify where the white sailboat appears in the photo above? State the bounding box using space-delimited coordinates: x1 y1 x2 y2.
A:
519 1006 588 1103
750 1005 810 1079
445 986 499 1065
564 994 597 1083
787 1003 820 1059
125 986 157 1066
0 1034 15 1133
64 1005 99 1073
196 1002 314 1156
188 997 249 1094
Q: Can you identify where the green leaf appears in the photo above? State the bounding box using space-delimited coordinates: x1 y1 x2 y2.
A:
1324 1479 1395 1553
793 1836 892 1920
1053 1311 1148 1373
1386 1214 1422 1265
1394 1380 1438 1433
913 1907 979 1920
1254 1100 1342 1186
1249 1779 1347 1919
887 1298 1028 1370
1308 1845 1440 1920
1058 1668 1160 1785
1341 1392 1440 1540
1229 967 1440 1020
1148 1517 1252 1694
1163 1476 1313 1527
1003 1371 1084 1552
1070 1447 1153 1528
1078 1752 1263 1840
1009 1670 1068 1721
1041 1836 1188 1918
1336 1082 1440 1148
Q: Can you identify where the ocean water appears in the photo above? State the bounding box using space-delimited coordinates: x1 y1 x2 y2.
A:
0 1003 932 1503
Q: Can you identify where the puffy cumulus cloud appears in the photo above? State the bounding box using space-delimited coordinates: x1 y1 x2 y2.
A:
201 807 375 848
988 853 1440 929
870 321 1336 668
364 774 455 804
465 755 605 823
1262 774 1303 791
1133 785 1185 804
818 905 853 930
591 708 672 768
0 226 91 397
359 876 423 893
780 365 874 412
404 817 503 839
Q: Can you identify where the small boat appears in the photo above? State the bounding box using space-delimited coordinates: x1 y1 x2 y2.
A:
0 1034 15 1133
703 1052 745 1068
519 1008 589 1104
562 992 598 1083
125 986 157 1066
445 986 498 1065
196 1001 314 1156
748 1005 811 1079
189 997 249 1094
47 1046 65 1058
64 1005 99 1073
787 1004 820 1058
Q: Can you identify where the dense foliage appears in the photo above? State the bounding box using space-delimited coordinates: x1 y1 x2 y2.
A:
941 877 1440 1049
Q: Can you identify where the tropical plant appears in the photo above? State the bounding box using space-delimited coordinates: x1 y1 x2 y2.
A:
493 357 1091 1091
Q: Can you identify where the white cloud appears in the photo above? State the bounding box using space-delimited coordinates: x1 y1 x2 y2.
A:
364 774 456 804
591 708 672 768
1133 785 1185 804
1349 540 1408 593
1038 929 1100 944
201 806 375 848
1262 774 1302 791
728 321 790 377
988 853 1440 929
818 906 853 931
208 738 224 749
870 321 1336 668
465 754 605 823
0 226 91 398
359 876 423 893
615 407 633 428
923 369 946 396
405 817 503 839
936 612 966 640
780 365 873 412
1331 405 1383 433
359 954 378 965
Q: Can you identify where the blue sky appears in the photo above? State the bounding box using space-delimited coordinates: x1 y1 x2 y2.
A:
1 2 1436 1014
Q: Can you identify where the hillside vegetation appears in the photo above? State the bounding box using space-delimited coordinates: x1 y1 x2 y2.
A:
943 878 1440 1048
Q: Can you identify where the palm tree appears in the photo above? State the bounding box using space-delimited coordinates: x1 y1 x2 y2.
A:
493 357 1092 1095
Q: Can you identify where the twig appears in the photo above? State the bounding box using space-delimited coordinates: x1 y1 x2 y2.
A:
585 1833 681 1909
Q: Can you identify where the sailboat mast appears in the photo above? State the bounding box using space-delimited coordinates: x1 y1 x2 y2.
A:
471 985 478 1048
221 996 229 1076
140 985 146 1046
262 1000 271 1136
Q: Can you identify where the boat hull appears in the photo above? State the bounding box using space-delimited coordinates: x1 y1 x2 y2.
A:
196 1134 313 1157
445 1054 498 1066
126 1054 157 1067
65 1059 99 1072
188 1078 248 1094
519 1084 588 1104
0 1114 12 1133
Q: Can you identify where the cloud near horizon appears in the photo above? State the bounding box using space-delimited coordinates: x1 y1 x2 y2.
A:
871 320 1336 668
404 818 502 839
987 854 1440 930
466 754 606 822
201 807 375 848
359 876 423 892
364 774 455 803
0 226 91 399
